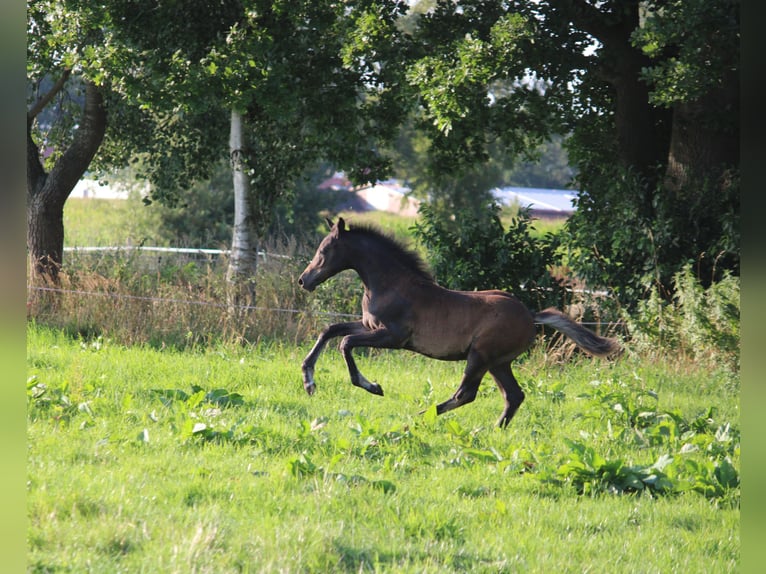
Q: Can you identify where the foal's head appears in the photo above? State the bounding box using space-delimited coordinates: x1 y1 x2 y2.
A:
298 218 352 292
299 217 432 292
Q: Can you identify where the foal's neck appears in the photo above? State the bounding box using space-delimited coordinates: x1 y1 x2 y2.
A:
351 236 416 291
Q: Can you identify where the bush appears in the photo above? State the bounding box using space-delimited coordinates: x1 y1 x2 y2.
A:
411 201 566 310
565 164 739 309
624 263 739 371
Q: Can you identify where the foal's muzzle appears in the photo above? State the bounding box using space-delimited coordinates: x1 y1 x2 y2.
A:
298 273 316 292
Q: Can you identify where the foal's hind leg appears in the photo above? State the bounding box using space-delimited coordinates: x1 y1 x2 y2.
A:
489 363 525 428
435 351 488 416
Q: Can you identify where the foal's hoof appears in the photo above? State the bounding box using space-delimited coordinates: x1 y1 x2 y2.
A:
496 411 516 428
356 374 384 396
368 384 384 397
304 382 316 396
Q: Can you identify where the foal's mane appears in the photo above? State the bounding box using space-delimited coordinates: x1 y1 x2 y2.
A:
347 223 434 282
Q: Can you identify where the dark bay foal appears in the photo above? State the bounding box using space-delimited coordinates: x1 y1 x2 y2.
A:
298 218 619 427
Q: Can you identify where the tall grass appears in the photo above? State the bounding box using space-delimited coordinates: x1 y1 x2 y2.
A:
623 264 740 373
28 236 364 348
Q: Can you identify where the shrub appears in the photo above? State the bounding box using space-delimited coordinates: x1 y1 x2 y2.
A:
565 164 739 310
411 201 566 310
624 263 739 370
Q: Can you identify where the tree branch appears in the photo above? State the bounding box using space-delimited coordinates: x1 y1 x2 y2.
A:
547 0 638 47
28 68 72 120
44 80 107 207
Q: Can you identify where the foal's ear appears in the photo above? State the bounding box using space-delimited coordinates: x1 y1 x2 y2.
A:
325 217 346 235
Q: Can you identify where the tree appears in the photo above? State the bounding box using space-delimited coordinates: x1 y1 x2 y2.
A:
27 2 110 280
27 0 411 291
26 0 234 281
398 0 738 304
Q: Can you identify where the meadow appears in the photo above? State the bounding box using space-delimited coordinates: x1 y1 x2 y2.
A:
27 197 739 572
27 321 739 573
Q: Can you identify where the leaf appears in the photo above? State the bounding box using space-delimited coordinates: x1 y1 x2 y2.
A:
422 403 438 426
371 480 397 494
462 448 502 463
151 388 190 406
288 454 319 478
204 389 244 407
309 418 327 432
651 453 674 472
619 472 645 491
445 419 467 438
29 382 48 399
714 458 739 489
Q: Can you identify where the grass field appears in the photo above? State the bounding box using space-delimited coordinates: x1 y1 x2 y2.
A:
64 196 167 248
62 198 564 249
27 322 739 573
39 195 738 572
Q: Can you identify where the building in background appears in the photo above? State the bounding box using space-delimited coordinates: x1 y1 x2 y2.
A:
491 186 576 219
320 173 578 220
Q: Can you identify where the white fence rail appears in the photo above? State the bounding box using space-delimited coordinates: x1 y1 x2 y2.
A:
64 246 290 259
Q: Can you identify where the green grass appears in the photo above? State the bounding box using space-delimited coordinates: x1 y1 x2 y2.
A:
63 196 564 253
27 322 739 573
64 195 167 247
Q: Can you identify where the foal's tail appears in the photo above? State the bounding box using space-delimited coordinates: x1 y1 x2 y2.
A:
534 308 620 357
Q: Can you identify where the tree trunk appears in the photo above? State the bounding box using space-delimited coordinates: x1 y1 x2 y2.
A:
226 109 258 312
27 79 106 282
552 0 672 212
664 70 739 193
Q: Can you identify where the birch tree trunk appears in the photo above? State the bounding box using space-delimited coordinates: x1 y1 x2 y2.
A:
226 109 258 314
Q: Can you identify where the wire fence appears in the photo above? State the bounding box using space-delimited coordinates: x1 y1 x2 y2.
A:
28 284 362 321
25 244 628 351
27 284 625 329
63 245 291 259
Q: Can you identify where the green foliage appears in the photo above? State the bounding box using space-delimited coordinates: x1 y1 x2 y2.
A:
404 4 549 175
624 263 740 371
29 0 414 240
395 0 739 307
504 135 576 189
152 162 235 248
559 377 740 502
632 0 739 108
557 441 676 496
412 201 565 309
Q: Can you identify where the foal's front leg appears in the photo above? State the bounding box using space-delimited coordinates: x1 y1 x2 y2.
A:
302 321 368 395
339 327 407 396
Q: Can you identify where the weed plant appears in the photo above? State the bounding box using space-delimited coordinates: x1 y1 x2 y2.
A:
623 263 740 373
